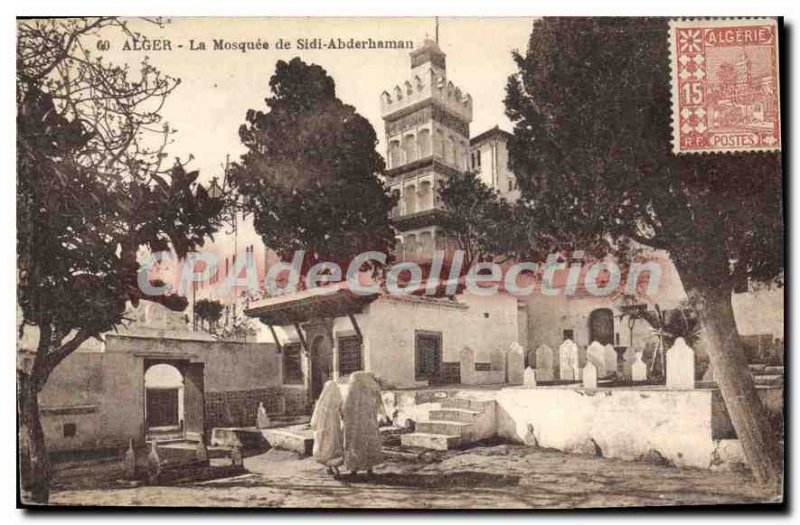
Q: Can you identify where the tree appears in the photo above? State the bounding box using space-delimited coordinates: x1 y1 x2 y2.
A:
505 18 783 486
437 171 524 268
194 299 224 333
17 18 223 503
229 57 397 277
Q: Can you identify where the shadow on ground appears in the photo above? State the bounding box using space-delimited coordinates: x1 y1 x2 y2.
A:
343 471 520 488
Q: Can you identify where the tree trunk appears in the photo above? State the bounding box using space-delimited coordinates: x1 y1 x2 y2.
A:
18 372 50 504
688 284 782 488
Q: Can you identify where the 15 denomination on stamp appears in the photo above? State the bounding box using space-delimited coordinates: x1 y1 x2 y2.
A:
669 18 781 154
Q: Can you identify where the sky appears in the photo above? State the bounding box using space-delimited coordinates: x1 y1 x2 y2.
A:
96 17 534 184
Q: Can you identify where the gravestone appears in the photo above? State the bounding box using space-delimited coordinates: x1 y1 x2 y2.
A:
231 445 243 467
196 437 209 462
666 337 695 389
559 339 579 380
524 366 537 387
490 347 506 375
146 441 161 484
586 341 606 375
623 347 637 379
604 344 618 375
507 342 525 384
460 346 476 385
632 351 647 382
122 438 136 480
583 362 598 389
256 401 271 428
535 344 554 381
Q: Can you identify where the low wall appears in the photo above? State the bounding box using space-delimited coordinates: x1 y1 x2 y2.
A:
496 386 727 469
383 384 783 471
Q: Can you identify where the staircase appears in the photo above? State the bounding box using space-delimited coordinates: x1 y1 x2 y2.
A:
750 364 784 387
400 397 496 451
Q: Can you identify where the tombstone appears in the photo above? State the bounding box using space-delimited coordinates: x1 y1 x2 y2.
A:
558 339 579 380
507 342 525 384
582 362 598 389
523 366 537 387
122 438 136 480
256 401 271 429
666 337 695 389
490 347 506 380
632 351 647 382
586 341 606 375
604 344 618 375
196 438 209 462
146 441 161 484
623 347 637 379
535 344 554 381
231 445 244 467
460 346 476 385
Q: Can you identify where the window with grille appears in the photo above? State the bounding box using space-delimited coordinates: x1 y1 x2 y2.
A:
338 336 363 377
283 344 303 385
415 331 442 381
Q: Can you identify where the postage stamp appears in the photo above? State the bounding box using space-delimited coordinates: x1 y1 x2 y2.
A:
669 18 781 154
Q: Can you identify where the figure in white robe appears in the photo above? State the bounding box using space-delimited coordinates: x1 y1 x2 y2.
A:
310 380 344 475
342 371 386 475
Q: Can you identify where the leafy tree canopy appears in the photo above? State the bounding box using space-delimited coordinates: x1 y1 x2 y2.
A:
230 57 397 272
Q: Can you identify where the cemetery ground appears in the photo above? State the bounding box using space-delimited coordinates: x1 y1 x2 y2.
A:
48 441 780 509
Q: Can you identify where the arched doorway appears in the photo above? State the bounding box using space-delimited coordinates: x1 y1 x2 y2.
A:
144 363 184 438
589 308 615 346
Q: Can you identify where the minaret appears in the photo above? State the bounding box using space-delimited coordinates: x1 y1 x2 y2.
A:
380 38 473 263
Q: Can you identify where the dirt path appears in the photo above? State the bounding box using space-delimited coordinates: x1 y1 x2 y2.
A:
49 445 781 509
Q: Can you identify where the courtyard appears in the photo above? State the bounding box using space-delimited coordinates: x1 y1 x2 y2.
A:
49 443 780 509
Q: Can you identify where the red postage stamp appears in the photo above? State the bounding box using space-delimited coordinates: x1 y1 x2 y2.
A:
669 18 781 154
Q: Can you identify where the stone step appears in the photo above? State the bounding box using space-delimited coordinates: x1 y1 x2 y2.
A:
416 420 472 436
440 397 491 412
400 432 462 451
157 440 230 461
429 408 481 423
753 374 783 386
261 426 314 456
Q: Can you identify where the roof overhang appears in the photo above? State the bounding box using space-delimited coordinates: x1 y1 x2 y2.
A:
244 282 378 326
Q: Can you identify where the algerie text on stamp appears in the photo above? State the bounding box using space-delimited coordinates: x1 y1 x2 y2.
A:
669 18 781 154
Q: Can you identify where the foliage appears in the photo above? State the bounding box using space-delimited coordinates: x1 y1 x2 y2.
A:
230 57 397 274
505 17 783 486
17 17 223 502
504 17 783 291
194 298 224 332
437 171 527 267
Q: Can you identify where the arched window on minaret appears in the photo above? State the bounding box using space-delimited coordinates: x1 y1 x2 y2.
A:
403 133 416 163
433 129 444 159
404 183 417 215
418 180 433 211
405 233 418 261
419 231 434 259
445 136 455 165
389 140 402 168
417 129 431 158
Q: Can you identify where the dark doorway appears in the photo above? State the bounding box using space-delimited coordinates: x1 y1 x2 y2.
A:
589 308 614 345
146 389 179 428
415 331 442 381
310 335 333 402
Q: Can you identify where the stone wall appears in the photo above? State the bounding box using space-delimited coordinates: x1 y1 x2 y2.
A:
37 334 284 452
